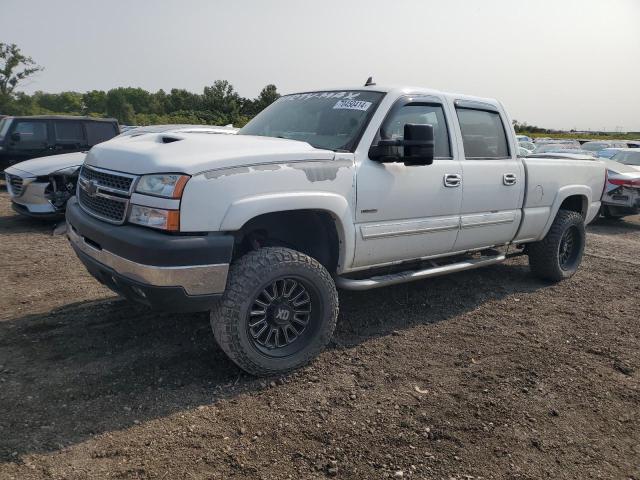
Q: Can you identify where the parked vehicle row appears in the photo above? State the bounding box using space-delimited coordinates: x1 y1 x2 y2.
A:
516 136 638 159
3 123 237 217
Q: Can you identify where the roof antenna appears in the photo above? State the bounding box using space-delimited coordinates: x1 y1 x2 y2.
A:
364 76 375 87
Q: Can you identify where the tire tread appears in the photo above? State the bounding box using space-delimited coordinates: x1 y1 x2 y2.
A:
211 247 338 376
528 209 585 282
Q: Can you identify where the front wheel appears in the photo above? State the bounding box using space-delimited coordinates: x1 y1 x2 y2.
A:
211 247 339 376
527 210 586 282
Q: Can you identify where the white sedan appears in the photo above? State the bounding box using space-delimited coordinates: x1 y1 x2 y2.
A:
4 125 238 218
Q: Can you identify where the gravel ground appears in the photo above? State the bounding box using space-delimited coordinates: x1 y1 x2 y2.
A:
0 190 639 479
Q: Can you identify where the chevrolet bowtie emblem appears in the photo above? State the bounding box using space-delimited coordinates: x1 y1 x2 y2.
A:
86 179 99 196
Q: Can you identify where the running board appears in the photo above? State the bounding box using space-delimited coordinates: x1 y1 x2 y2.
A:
335 254 506 291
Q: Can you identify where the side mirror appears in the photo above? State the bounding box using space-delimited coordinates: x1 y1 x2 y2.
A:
369 123 435 166
10 132 20 142
403 123 434 165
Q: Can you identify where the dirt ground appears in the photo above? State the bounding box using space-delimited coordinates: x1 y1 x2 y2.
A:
0 190 639 480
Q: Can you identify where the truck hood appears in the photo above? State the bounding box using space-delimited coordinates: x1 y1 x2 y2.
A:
4 152 86 177
84 133 335 175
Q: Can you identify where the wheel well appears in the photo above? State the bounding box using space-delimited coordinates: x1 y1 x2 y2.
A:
559 195 587 218
234 210 340 273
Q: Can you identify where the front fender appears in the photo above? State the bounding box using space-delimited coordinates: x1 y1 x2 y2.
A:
221 191 355 273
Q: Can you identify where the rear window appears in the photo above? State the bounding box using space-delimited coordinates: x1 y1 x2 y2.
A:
85 121 117 146
456 108 510 159
54 121 85 143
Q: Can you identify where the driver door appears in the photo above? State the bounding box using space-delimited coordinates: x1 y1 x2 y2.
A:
353 98 462 268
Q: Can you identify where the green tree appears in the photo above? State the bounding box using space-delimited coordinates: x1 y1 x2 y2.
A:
256 84 279 110
0 43 43 96
83 90 107 114
166 88 202 112
202 80 241 124
33 91 83 114
0 43 43 112
106 89 135 124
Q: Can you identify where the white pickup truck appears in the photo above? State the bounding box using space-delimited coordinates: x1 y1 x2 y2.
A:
66 85 606 375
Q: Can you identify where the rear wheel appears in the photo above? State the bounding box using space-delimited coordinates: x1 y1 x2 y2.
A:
211 247 338 376
528 210 585 282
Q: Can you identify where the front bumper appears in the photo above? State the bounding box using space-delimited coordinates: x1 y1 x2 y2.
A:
66 197 234 311
7 176 62 216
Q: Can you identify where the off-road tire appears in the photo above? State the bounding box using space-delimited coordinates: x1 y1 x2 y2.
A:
211 247 339 376
528 209 585 282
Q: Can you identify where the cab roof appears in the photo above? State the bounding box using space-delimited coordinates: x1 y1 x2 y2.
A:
286 85 502 109
2 115 117 122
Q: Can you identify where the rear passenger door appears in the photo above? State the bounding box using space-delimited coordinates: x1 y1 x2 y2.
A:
52 120 88 153
452 102 524 251
84 121 118 147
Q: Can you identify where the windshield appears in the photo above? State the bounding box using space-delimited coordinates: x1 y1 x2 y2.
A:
612 151 640 166
0 117 11 141
239 90 385 151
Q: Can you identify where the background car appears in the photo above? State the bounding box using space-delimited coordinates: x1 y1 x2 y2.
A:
0 115 119 172
525 152 598 161
518 140 536 152
516 134 533 143
597 147 624 159
517 146 531 156
532 143 593 155
534 138 581 148
601 151 640 219
3 124 238 218
581 140 628 153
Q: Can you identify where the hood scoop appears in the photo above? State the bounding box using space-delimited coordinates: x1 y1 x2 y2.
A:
161 136 182 144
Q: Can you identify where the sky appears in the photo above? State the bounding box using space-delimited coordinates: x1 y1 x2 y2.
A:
1 0 639 131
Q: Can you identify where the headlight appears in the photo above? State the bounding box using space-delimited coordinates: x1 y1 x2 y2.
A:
129 205 180 231
135 174 190 198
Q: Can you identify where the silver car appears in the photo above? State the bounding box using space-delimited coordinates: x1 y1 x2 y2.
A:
5 152 85 218
4 124 238 218
601 149 640 219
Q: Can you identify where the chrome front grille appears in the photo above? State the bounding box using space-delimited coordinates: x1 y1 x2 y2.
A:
77 165 137 224
80 165 134 192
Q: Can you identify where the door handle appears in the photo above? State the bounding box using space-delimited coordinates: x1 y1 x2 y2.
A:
503 173 517 186
444 173 462 188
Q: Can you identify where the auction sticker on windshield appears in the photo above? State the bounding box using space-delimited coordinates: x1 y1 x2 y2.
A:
333 99 372 111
